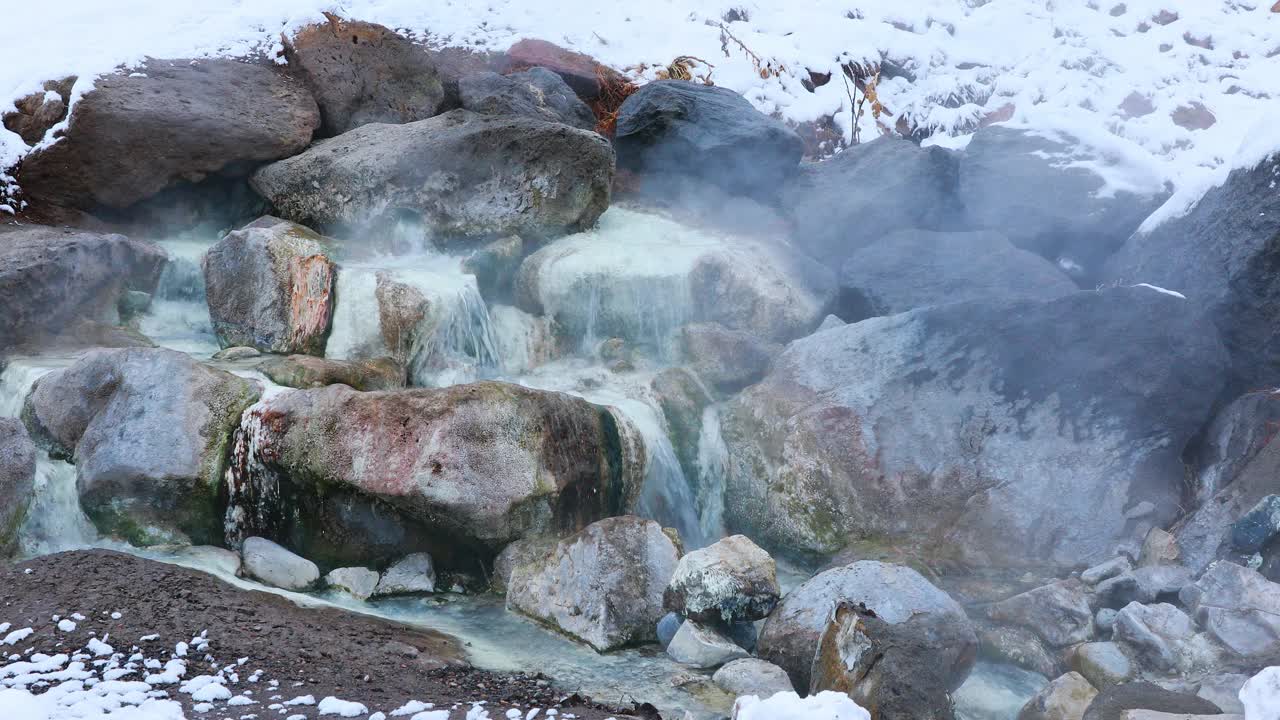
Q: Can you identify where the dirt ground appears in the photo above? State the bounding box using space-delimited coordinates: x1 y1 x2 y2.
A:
0 550 646 719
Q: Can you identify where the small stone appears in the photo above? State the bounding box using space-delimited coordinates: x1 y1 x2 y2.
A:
1231 494 1280 553
212 346 262 361
241 537 319 592
989 581 1094 647
1196 672 1247 714
373 553 436 597
1138 528 1180 567
1082 556 1133 586
1071 642 1133 688
1095 608 1119 634
667 620 750 669
712 658 794 697
325 567 380 601
657 612 683 650
1017 671 1097 720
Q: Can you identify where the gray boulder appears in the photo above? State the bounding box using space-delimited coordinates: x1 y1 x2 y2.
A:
713 658 795 698
459 68 596 130
241 536 319 591
325 567 380 600
17 59 318 211
1112 602 1220 673
614 81 802 199
781 135 960 267
1080 682 1222 720
1105 152 1280 389
722 286 1227 567
373 552 436 596
988 581 1095 647
1071 643 1134 689
203 217 336 355
961 126 1166 281
1189 390 1280 505
506 516 678 652
1176 440 1280 576
679 323 779 394
836 229 1077 322
24 348 260 545
1196 673 1248 714
1083 557 1134 586
757 560 975 693
0 226 166 353
0 419 36 557
667 620 750 669
225 382 644 569
1230 494 1280 553
1017 671 1098 720
1180 560 1280 660
664 534 780 624
258 354 405 392
251 109 613 241
285 19 451 137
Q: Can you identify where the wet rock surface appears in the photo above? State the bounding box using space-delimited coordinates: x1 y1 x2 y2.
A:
258 354 406 391
459 67 597 130
0 418 36 557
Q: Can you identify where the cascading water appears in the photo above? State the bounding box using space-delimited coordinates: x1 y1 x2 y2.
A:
695 406 730 541
137 235 220 356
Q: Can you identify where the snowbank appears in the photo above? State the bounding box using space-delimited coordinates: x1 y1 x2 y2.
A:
732 690 871 720
2 0 1278 221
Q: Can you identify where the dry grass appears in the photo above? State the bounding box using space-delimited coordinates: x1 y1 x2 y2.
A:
588 65 638 137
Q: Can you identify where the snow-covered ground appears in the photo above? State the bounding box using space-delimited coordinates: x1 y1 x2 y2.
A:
2 0 1278 223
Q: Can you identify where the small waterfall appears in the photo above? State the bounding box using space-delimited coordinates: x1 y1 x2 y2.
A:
0 359 56 418
489 304 558 374
138 236 219 355
695 406 729 540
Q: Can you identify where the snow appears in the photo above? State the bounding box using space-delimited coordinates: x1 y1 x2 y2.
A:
1132 283 1187 300
2 0 1279 221
732 691 871 720
317 696 369 717
1242 666 1280 720
57 619 77 632
3 628 34 646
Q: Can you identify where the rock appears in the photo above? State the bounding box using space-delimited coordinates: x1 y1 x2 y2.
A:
226 382 643 569
1230 495 1280 553
1177 441 1280 575
0 419 36 557
835 229 1077 322
1188 391 1280 505
285 19 451 136
241 536 319 591
18 59 318 212
961 126 1165 281
1112 603 1219 674
989 581 1095 647
713 658 794 698
1080 682 1222 720
667 620 751 669
757 560 975 693
211 347 262 361
1084 557 1134 586
258 355 405 391
203 217 336 355
811 600 969 719
1115 713 1241 720
657 611 683 650
1131 566 1192 602
506 516 678 652
664 535 779 624
373 553 436 596
1017 672 1098 720
24 348 260 545
648 368 713 498
781 135 961 267
1138 528 1181 567
490 535 556 595
1096 609 1119 634
816 314 845 331
0 226 166 353
1180 560 1280 659
459 68 596 130
1104 153 1280 389
722 286 1227 566
515 208 830 350
2 77 72 145
615 81 802 199
1195 673 1247 714
954 661 1049 720
679 323 779 394
462 235 524 300
1241 666 1280 720
1071 643 1134 688
976 621 1062 678
501 39 625 102
731 691 870 720
251 109 613 242
325 567 380 600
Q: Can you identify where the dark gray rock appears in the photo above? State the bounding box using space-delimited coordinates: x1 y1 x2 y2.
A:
1189 390 1280 505
657 611 683 649
18 59 318 211
614 81 802 199
0 226 166 353
373 552 436 596
679 322 779 394
836 229 1078 321
251 109 613 242
1081 681 1221 720
286 19 451 136
961 126 1166 282
459 68 596 130
781 135 960 267
24 348 260 546
988 581 1094 647
1083 556 1133 586
1105 153 1280 389
723 286 1227 566
1176 441 1280 576
1231 495 1280 553
0 419 36 557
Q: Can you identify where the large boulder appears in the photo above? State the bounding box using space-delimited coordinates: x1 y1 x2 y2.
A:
257 354 405 391
780 136 960 267
250 109 613 241
835 229 1078 322
988 581 1095 648
203 217 336 355
224 382 644 569
1105 153 1280 389
614 81 803 199
23 348 261 545
664 534 780 624
1111 602 1220 674
1188 391 1280 505
458 68 596 130
757 560 975 693
0 419 36 557
1080 682 1221 720
961 126 1165 282
505 516 678 651
241 536 320 591
285 19 451 137
17 59 318 212
1176 439 1280 576
500 39 626 102
515 207 830 351
0 226 166 352
722 286 1228 567
1180 560 1280 660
